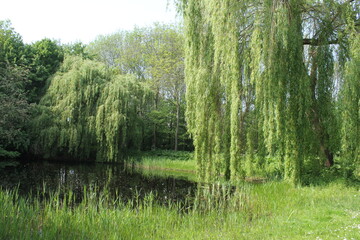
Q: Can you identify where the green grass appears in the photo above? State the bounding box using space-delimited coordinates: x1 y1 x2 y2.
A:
1 181 360 239
136 155 195 172
128 150 197 181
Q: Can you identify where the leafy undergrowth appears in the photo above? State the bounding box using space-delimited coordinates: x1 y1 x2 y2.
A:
1 181 359 239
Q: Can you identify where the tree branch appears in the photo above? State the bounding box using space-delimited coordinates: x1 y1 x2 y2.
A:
303 38 339 45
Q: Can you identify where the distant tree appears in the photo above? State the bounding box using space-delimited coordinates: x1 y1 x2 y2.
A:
63 42 91 59
87 24 190 151
0 20 30 158
0 20 25 67
142 24 186 151
87 30 147 78
0 64 30 158
26 39 64 102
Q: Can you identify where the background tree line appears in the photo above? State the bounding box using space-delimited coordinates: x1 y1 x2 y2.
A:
0 20 191 161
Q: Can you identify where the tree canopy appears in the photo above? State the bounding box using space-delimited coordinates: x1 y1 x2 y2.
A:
0 20 30 157
87 24 190 151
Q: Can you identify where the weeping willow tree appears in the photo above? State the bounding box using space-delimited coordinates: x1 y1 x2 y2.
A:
341 3 360 179
31 56 149 162
179 0 359 184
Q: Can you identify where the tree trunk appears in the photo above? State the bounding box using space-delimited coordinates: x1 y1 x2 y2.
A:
309 51 334 167
152 91 159 150
152 124 157 150
174 101 180 151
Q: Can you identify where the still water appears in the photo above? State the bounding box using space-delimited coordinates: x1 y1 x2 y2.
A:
0 160 196 204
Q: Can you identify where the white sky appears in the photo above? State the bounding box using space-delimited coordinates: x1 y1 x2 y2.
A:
0 0 179 44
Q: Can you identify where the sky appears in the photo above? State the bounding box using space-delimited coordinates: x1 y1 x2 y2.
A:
0 0 179 44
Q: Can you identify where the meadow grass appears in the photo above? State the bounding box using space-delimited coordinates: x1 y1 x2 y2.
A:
1 181 359 239
128 150 197 181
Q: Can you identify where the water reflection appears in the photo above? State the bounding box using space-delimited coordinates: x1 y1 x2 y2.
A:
0 161 196 204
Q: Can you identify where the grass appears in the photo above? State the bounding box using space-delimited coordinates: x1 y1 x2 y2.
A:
128 150 197 181
1 181 360 239
2 152 359 239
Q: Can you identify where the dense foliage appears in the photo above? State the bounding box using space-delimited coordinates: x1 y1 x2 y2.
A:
30 56 149 161
0 64 30 157
0 21 30 157
25 38 64 103
178 0 360 183
0 21 190 161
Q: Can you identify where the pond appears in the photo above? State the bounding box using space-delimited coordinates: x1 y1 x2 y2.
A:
0 160 197 205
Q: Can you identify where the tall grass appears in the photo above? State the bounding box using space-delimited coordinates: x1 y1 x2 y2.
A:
1 181 360 239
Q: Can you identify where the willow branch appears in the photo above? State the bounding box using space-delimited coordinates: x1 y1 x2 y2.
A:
303 38 339 45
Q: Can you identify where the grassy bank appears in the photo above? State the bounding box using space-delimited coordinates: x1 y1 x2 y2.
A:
128 151 197 181
1 181 359 239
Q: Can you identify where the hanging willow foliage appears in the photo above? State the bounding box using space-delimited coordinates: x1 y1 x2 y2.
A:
341 4 360 178
180 0 359 184
257 0 311 183
31 56 149 162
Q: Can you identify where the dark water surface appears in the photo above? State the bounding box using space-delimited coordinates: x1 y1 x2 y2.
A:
0 160 197 204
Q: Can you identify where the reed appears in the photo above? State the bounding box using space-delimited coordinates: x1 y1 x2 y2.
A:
1 181 359 239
